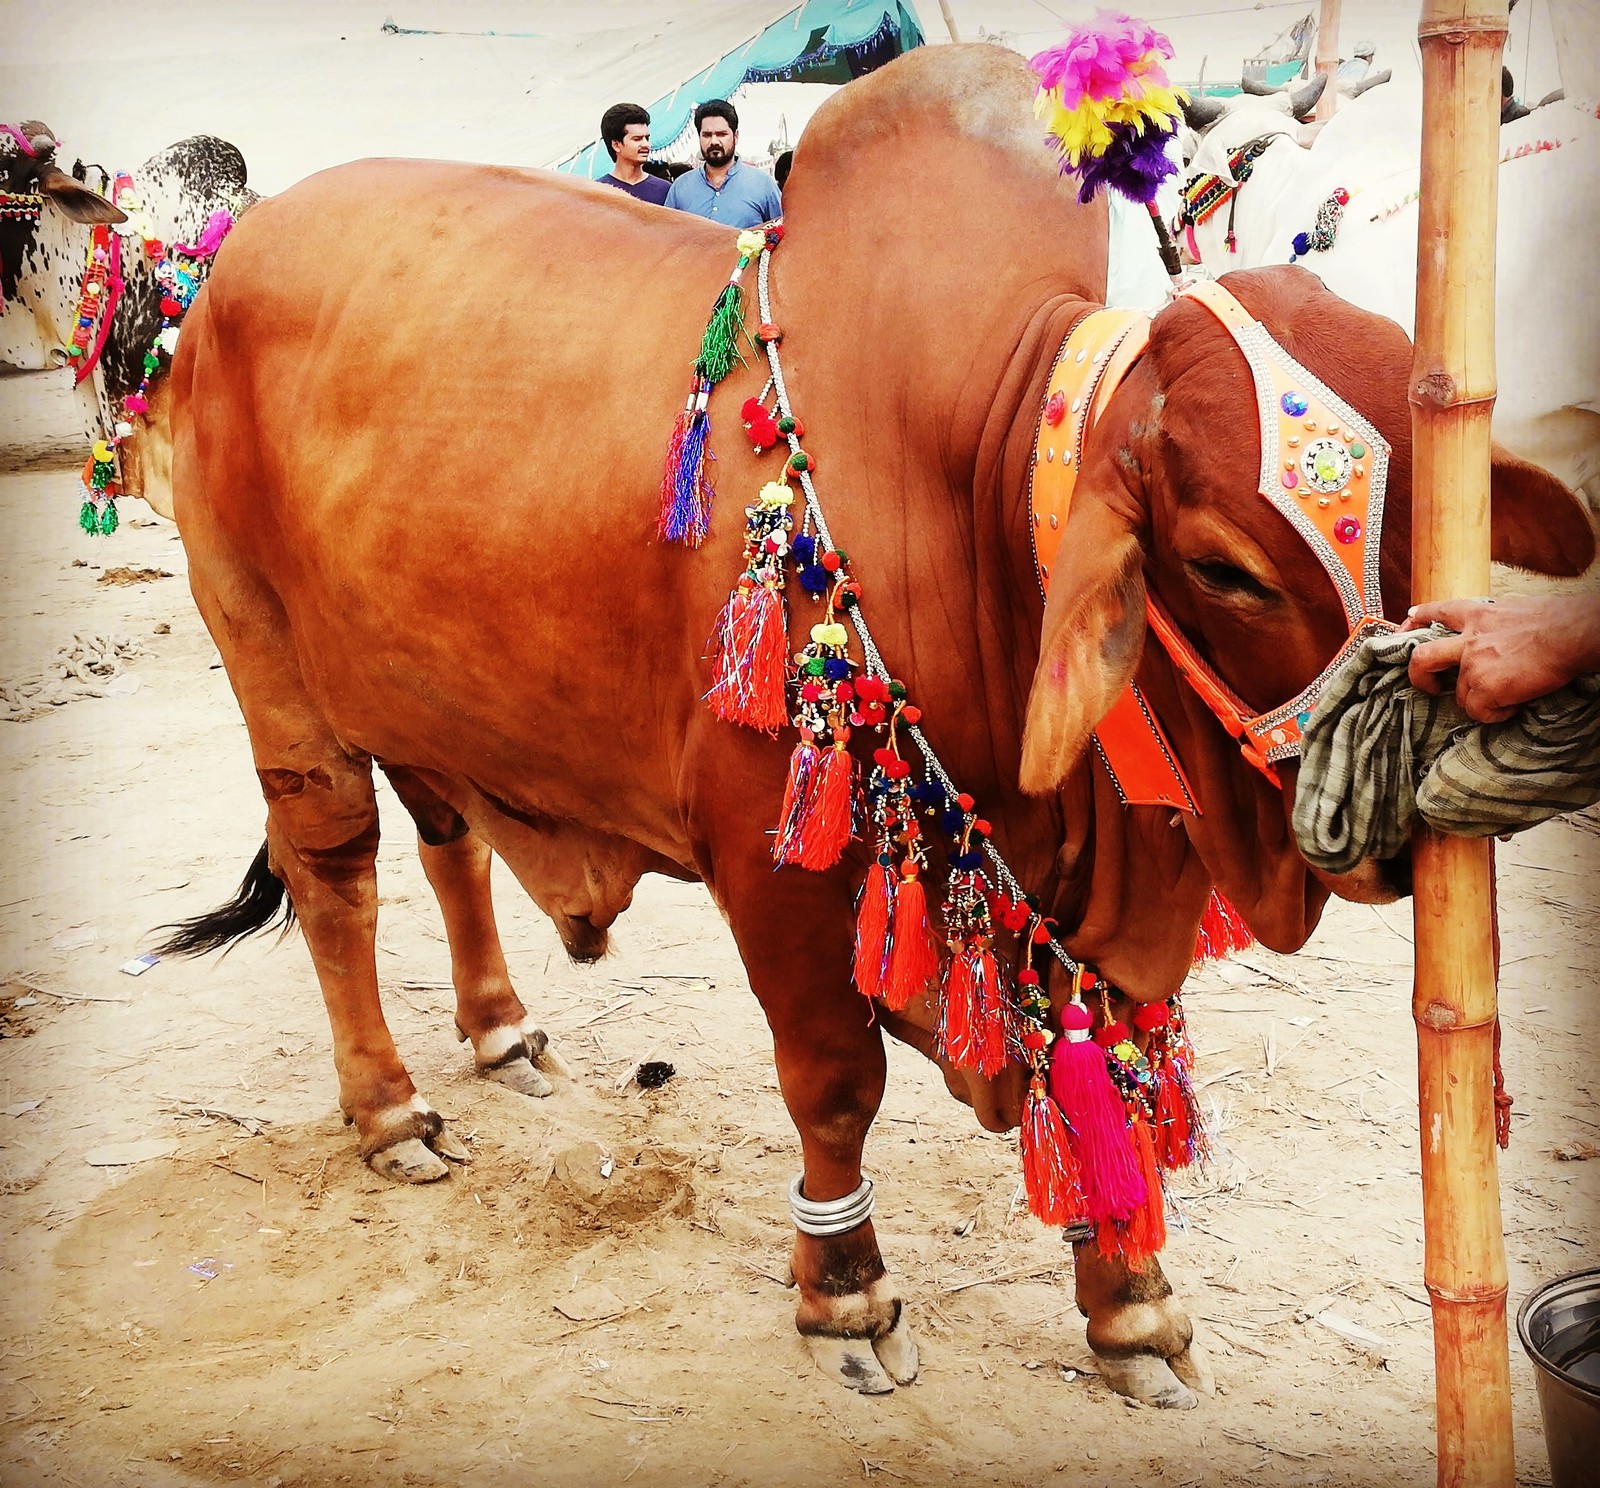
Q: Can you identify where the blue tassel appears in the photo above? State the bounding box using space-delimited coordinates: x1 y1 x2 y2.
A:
660 405 715 547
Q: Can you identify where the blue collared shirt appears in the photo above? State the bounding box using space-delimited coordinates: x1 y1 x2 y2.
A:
665 159 782 229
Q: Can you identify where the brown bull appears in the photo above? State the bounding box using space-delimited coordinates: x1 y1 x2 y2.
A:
163 45 1593 1408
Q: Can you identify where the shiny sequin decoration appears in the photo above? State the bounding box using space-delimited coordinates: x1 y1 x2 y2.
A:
1300 437 1354 495
1333 515 1362 544
1281 390 1308 418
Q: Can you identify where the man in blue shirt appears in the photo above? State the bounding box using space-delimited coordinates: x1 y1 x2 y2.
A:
598 103 670 206
664 100 782 228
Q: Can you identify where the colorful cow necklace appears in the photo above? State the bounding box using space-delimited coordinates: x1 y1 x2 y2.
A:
657 229 1213 1258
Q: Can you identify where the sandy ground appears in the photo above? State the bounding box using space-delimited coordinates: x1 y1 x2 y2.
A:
0 370 1596 1488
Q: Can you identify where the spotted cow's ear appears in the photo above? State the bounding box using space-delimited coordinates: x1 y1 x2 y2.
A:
1019 390 1150 796
35 163 126 226
1488 443 1595 577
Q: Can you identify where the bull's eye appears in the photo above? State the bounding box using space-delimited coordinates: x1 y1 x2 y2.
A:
1186 557 1275 602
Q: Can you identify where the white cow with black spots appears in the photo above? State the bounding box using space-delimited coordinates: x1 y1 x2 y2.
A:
0 120 258 520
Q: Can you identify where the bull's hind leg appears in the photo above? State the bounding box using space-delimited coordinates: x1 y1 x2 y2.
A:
720 867 919 1396
1072 1238 1215 1409
186 584 465 1182
379 765 553 1098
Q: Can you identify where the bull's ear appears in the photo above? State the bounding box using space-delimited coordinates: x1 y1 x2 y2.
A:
1489 443 1595 577
1019 468 1147 796
36 163 126 225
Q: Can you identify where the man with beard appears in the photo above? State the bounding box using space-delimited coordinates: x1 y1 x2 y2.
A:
664 99 782 228
598 103 670 205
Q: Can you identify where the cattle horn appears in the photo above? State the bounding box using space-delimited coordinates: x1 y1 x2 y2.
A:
34 162 127 225
1286 72 1328 119
1239 74 1281 96
1179 95 1228 132
1537 85 1565 107
1342 67 1392 99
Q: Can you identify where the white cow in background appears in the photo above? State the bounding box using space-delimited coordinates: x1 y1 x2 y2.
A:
1182 89 1600 501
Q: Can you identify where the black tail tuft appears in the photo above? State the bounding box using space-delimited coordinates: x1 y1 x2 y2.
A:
152 840 297 957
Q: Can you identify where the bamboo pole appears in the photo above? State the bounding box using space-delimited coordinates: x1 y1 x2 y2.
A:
1315 0 1343 120
936 0 961 45
1410 4 1513 1487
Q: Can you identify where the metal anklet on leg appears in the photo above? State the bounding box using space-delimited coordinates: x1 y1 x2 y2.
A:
788 1173 875 1237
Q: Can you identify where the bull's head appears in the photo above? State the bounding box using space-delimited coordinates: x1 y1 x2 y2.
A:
1019 266 1593 929
0 120 125 224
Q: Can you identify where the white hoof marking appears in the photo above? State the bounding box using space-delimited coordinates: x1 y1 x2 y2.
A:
872 1313 920 1385
1095 1351 1199 1410
806 1335 896 1395
484 1057 553 1098
369 1137 450 1185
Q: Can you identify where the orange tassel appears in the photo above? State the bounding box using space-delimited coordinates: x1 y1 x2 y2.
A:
1153 1060 1192 1170
1020 1081 1086 1226
1100 1114 1167 1267
771 740 820 866
939 945 1007 1076
1193 888 1253 964
852 861 895 1000
881 868 939 1011
706 582 788 733
796 742 854 870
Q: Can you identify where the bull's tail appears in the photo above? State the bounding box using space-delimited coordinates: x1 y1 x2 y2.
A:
152 839 297 956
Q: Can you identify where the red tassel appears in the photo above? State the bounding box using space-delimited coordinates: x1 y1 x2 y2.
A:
1153 1060 1192 1171
1193 888 1253 964
940 945 1009 1076
798 743 853 870
1020 1082 1086 1226
1100 1115 1166 1267
706 582 787 733
658 409 690 529
1048 1002 1145 1226
852 862 895 1000
881 869 939 1011
772 741 854 870
771 740 820 866
939 946 981 1068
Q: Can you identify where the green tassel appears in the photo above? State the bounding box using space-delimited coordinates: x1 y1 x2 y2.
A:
79 499 100 535
98 501 119 536
695 283 747 386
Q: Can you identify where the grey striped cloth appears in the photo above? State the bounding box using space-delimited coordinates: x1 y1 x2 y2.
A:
1291 624 1600 875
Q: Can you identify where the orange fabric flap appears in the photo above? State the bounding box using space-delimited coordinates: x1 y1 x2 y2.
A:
1093 682 1200 814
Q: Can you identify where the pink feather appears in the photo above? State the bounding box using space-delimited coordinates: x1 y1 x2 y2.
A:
1029 9 1175 108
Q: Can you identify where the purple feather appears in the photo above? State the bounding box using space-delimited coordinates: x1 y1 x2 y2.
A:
1070 118 1180 204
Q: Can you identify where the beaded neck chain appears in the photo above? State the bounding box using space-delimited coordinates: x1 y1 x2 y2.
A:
655 228 1221 1257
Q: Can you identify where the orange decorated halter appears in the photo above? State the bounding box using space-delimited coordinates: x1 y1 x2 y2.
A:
1028 279 1395 798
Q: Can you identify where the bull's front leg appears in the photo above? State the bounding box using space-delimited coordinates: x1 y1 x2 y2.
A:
725 871 919 1395
1071 1236 1215 1409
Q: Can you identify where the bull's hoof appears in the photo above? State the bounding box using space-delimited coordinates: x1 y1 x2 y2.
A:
368 1137 450 1184
1094 1347 1208 1409
805 1335 897 1395
1170 1335 1216 1396
470 1022 555 1098
485 1057 553 1098
871 1311 920 1385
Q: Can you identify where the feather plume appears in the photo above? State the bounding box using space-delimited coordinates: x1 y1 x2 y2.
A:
1030 10 1185 204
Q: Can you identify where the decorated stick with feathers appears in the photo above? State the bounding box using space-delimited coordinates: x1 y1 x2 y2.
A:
1030 10 1188 280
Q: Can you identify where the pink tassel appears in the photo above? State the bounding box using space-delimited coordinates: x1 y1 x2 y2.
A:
1048 1000 1145 1227
1020 1081 1086 1226
852 861 895 1001
1193 888 1253 964
881 868 939 1011
706 581 787 733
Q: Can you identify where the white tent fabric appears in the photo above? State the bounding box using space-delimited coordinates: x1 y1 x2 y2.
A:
0 2 1572 197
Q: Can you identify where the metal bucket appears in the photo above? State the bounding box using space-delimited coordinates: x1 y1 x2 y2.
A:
1518 1268 1600 1488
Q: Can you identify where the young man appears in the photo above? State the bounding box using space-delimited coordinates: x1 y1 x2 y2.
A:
599 103 669 205
664 100 782 228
